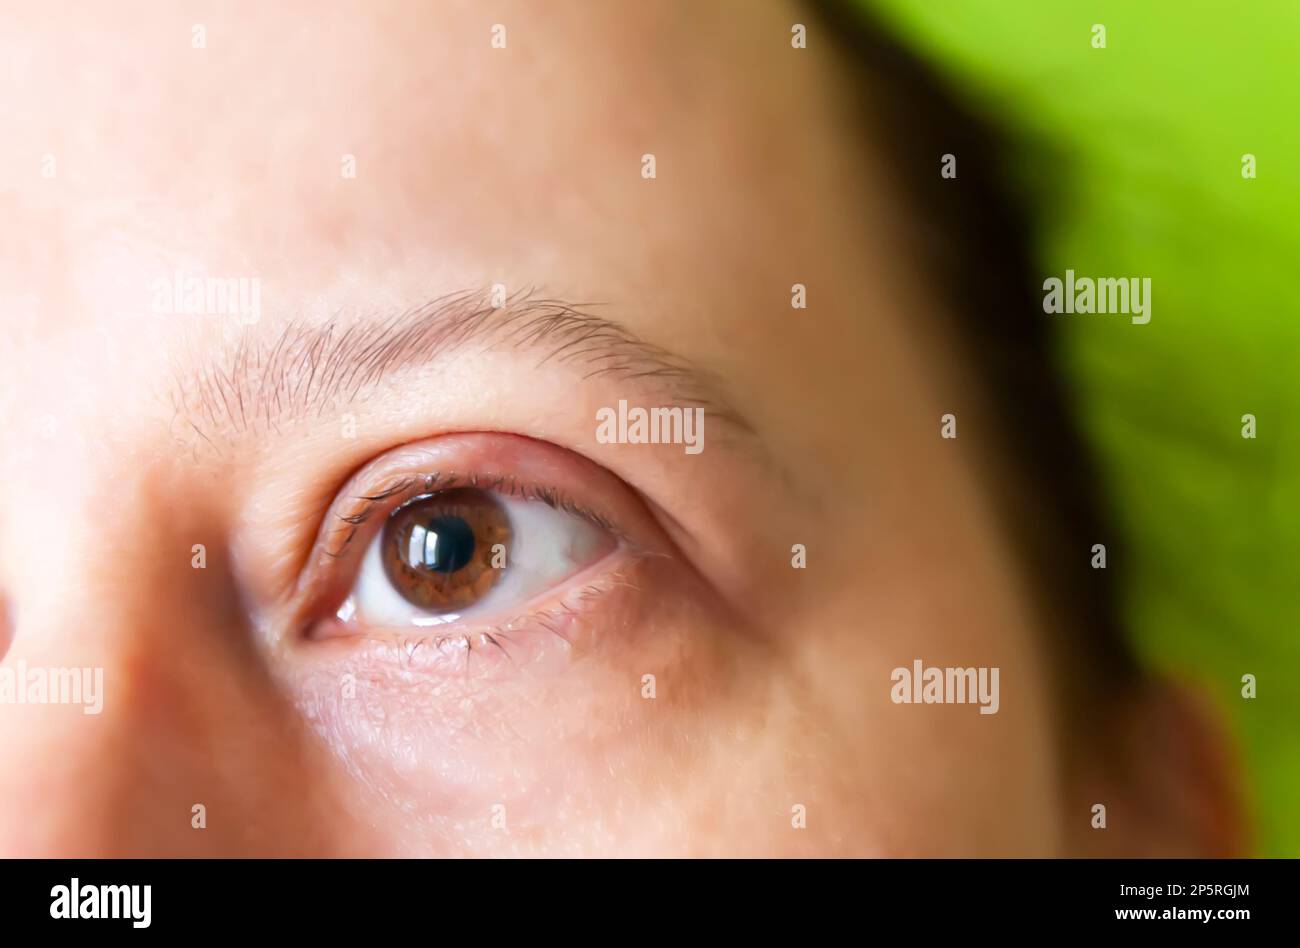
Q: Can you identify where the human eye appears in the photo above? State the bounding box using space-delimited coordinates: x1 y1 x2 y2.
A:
286 432 661 671
343 485 615 630
335 475 618 632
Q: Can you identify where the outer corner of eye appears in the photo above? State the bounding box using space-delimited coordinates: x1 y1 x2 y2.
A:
317 485 619 636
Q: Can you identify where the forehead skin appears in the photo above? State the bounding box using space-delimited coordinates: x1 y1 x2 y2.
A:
0 1 1063 854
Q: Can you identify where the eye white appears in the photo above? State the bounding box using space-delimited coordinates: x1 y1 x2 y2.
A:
345 493 612 628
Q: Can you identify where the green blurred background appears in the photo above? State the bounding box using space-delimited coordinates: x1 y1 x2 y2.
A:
859 0 1299 854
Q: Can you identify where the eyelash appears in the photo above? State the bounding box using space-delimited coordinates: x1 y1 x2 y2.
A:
288 461 650 665
319 470 623 563
389 572 640 668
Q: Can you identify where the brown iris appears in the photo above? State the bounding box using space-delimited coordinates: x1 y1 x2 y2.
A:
380 489 512 612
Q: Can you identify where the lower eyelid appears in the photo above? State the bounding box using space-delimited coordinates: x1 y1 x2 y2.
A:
305 546 643 673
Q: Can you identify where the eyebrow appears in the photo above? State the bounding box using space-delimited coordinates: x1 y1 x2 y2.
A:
171 289 756 448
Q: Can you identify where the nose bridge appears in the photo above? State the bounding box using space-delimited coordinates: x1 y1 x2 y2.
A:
0 450 231 665
0 459 340 855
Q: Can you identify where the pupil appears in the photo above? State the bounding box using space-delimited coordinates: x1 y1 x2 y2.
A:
414 514 475 573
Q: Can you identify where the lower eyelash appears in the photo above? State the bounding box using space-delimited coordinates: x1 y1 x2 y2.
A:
320 557 649 673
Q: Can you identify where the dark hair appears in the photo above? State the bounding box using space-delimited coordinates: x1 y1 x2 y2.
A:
808 0 1136 697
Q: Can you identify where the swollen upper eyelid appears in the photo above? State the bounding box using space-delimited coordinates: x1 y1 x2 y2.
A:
320 471 626 563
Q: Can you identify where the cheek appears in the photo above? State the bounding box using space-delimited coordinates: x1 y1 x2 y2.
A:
277 552 747 854
770 611 1066 857
274 554 1065 856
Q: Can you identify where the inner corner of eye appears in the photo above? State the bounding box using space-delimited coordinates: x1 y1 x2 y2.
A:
331 485 618 631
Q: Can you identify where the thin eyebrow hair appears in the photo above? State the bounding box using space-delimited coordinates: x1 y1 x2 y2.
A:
170 288 756 447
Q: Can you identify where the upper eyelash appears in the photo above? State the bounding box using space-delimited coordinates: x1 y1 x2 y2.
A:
320 470 622 561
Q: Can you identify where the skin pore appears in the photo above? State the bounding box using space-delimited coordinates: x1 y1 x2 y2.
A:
0 0 1239 856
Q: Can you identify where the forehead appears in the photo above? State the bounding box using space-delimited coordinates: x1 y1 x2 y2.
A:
0 0 926 494
1 0 855 310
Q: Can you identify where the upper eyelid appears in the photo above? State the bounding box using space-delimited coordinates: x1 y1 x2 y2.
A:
320 470 624 562
322 474 424 558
